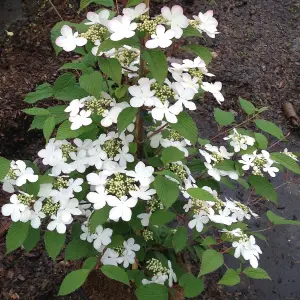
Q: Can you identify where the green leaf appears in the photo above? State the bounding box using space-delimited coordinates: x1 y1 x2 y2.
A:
58 269 90 296
182 44 212 65
270 152 300 174
199 249 224 276
25 83 54 104
98 37 139 52
198 137 210 146
243 267 271 280
161 147 185 164
79 0 114 10
127 0 143 6
170 112 198 144
6 222 30 253
218 269 240 286
89 206 110 232
182 25 202 37
107 235 124 248
201 236 216 246
23 108 51 116
23 227 40 252
65 239 93 261
239 97 256 115
187 159 205 174
101 265 130 286
0 156 10 180
254 119 285 140
54 85 89 100
179 273 204 298
214 108 235 126
60 62 90 73
173 227 187 253
215 160 236 171
141 49 167 84
266 211 300 225
82 257 98 270
154 176 179 208
117 107 138 133
47 105 68 115
54 73 76 91
79 71 103 98
99 57 122 85
44 230 66 260
136 284 169 300
254 133 268 149
115 85 129 98
56 120 97 140
149 210 175 226
248 175 277 203
43 116 55 142
187 188 216 201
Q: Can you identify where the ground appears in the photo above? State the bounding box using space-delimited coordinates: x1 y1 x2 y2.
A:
0 0 300 299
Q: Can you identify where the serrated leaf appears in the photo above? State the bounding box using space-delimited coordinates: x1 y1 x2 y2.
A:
107 235 124 248
270 152 300 174
154 176 179 208
56 120 97 140
214 108 235 126
243 267 271 279
60 62 89 73
79 0 114 10
187 188 215 201
65 239 94 261
136 284 169 300
58 269 90 296
254 133 268 149
161 147 185 164
182 25 202 37
44 230 66 260
149 210 175 226
54 73 76 91
23 227 40 252
54 85 89 100
25 83 54 104
79 71 103 98
266 211 300 225
99 57 122 85
170 112 197 144
248 175 277 203
199 249 224 276
23 108 50 116
215 160 236 171
141 49 167 84
47 105 68 115
43 116 55 142
115 85 129 98
82 257 98 270
0 156 10 180
117 107 138 133
183 44 212 64
6 222 30 253
201 236 216 246
98 37 139 52
218 269 240 286
89 206 110 232
179 273 204 298
173 227 187 253
101 265 130 285
254 119 284 140
239 97 256 115
198 137 210 146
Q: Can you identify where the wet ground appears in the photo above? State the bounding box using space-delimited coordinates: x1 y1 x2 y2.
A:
0 0 300 299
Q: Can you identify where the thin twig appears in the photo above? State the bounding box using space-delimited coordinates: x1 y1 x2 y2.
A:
268 132 291 150
252 226 273 233
48 0 64 21
146 123 168 140
115 0 120 14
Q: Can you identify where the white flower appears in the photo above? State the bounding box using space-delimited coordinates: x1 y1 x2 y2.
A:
85 9 110 26
101 248 120 266
183 199 192 212
69 150 89 173
2 194 26 222
12 160 38 187
137 212 152 226
107 196 138 222
172 73 199 93
55 25 87 52
87 185 118 210
167 260 177 287
93 225 113 250
210 207 236 225
117 252 136 268
224 129 255 152
117 238 140 268
123 3 149 21
126 161 154 187
68 178 84 193
145 25 175 49
178 57 214 77
130 185 156 201
193 10 218 38
65 99 85 117
30 201 46 228
69 110 92 130
161 5 189 39
108 16 137 41
59 198 82 221
188 212 210 232
80 223 97 243
151 99 178 123
142 272 168 285
201 82 224 104
92 40 116 57
74 138 94 152
129 78 158 107
114 145 134 167
38 140 63 167
87 172 108 187
282 148 298 161
101 102 129 127
171 82 196 113
47 210 73 234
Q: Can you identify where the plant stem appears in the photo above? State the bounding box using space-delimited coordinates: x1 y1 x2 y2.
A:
48 0 63 21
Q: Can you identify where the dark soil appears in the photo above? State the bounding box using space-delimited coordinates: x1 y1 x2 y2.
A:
0 0 300 299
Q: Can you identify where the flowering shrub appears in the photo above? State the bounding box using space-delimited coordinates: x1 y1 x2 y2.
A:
1 0 300 298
